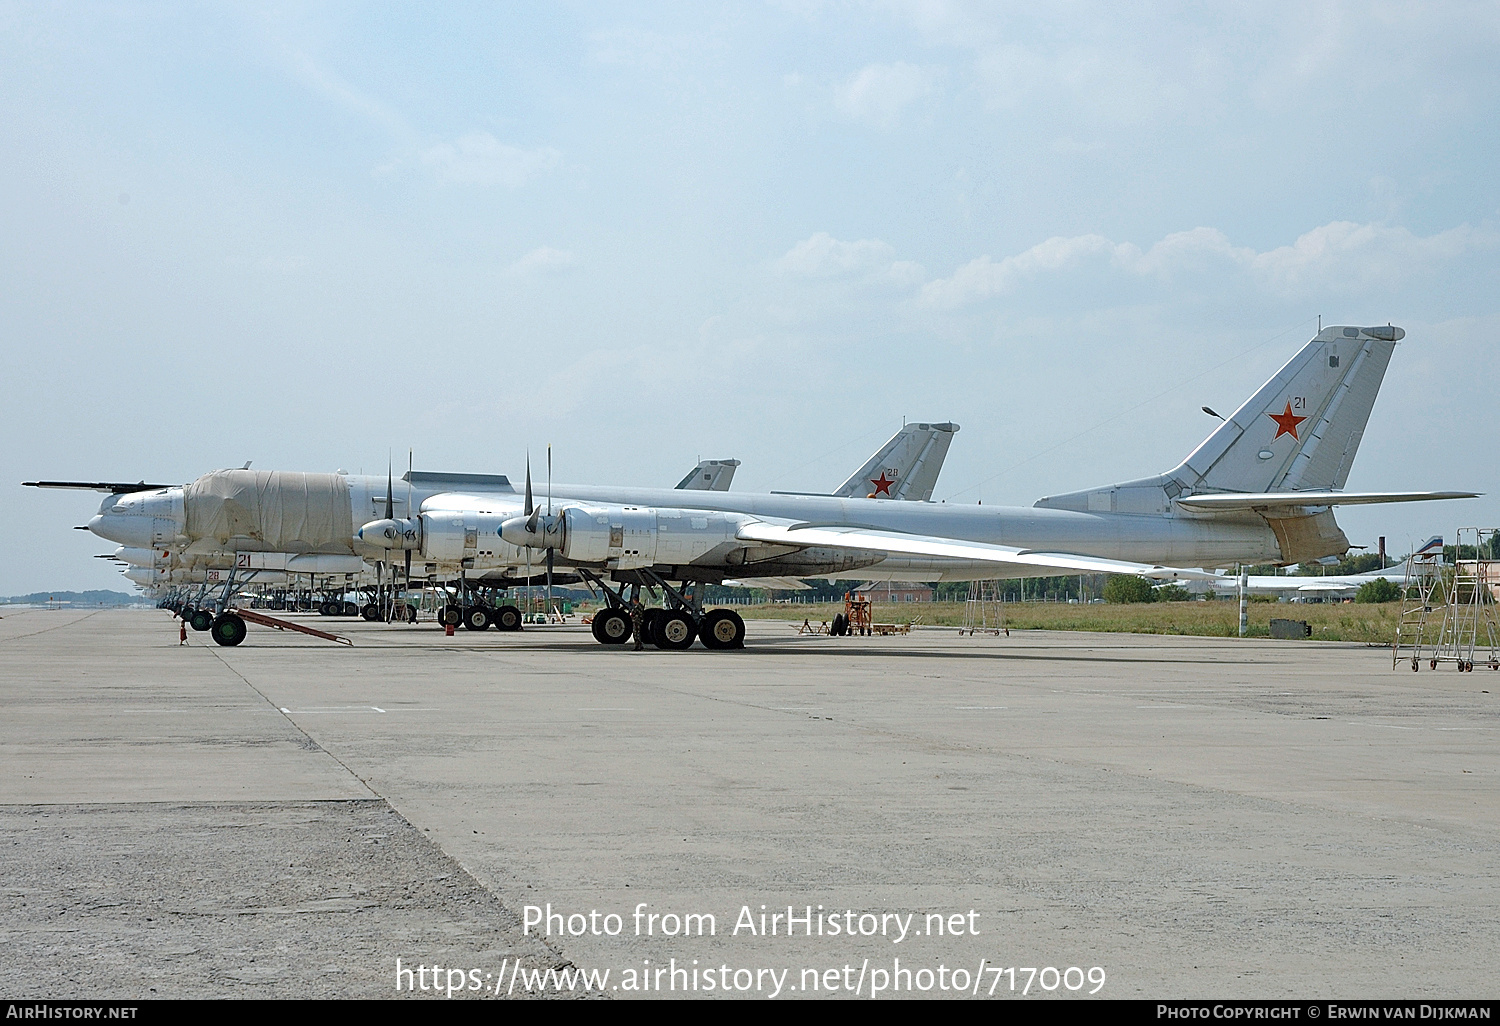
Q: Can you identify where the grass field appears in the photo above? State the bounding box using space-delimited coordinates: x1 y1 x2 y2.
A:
737 599 1407 644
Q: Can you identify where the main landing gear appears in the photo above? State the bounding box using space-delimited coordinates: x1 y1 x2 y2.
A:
578 570 746 651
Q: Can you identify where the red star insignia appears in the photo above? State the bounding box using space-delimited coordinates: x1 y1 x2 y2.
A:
870 472 896 496
1267 402 1307 440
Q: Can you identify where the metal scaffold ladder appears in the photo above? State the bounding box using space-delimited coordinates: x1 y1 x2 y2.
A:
1433 528 1500 672
1393 547 1447 671
959 580 1007 637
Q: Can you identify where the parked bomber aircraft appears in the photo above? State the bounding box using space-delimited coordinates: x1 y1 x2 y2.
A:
1194 536 1444 599
41 421 964 638
53 326 1476 648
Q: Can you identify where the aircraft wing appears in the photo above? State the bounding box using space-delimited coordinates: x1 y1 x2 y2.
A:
1293 579 1361 592
24 480 175 494
721 576 813 590
1175 490 1477 512
735 521 1218 581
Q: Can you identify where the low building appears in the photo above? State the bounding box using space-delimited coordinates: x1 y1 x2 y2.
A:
854 581 934 603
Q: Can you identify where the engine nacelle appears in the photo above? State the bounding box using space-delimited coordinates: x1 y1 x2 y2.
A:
419 510 512 563
501 504 746 570
356 517 422 550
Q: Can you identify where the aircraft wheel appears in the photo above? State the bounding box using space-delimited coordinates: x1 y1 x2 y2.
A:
442 605 462 627
639 608 667 647
462 606 491 631
831 613 847 637
592 608 631 645
1411 657 1419 672
1431 659 1438 669
189 609 214 632
361 603 380 621
342 602 358 616
493 605 522 631
210 613 247 647
699 609 745 649
655 611 697 650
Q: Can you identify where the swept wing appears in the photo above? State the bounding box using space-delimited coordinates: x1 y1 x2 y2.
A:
735 520 1217 581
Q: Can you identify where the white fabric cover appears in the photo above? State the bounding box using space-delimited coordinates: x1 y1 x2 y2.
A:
185 470 353 552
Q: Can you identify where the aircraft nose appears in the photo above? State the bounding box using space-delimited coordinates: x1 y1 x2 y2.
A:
88 511 150 546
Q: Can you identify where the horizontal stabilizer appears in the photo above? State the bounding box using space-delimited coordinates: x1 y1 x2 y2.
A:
1175 490 1477 512
736 521 1217 581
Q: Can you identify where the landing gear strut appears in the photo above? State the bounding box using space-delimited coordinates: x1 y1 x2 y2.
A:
577 569 745 650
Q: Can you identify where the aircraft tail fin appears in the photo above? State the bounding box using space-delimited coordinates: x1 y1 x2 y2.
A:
676 459 739 491
833 422 959 501
1170 325 1401 495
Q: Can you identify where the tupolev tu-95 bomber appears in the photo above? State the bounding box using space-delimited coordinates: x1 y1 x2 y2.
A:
62 325 1476 648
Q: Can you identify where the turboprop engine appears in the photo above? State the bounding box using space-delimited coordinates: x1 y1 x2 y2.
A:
356 517 422 550
358 511 518 564
499 504 747 570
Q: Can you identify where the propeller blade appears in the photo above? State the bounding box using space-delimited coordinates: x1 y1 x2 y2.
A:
524 452 533 517
385 457 394 521
546 548 554 619
547 444 552 517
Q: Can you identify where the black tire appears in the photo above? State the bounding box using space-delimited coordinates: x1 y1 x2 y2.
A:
189 609 214 632
642 608 666 647
831 613 847 637
342 602 359 617
361 603 380 621
655 611 697 650
493 605 522 631
210 612 247 647
442 605 463 627
699 608 746 650
462 606 491 631
593 608 631 645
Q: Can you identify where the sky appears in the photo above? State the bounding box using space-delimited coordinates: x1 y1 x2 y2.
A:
3 1 1497 593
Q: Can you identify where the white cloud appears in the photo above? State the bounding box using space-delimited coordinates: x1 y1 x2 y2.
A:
508 247 578 274
1247 222 1489 294
834 62 937 128
919 222 1494 308
776 232 923 287
419 132 561 187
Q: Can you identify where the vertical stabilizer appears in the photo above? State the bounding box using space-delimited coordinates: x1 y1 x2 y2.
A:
1171 326 1400 495
676 459 740 491
833 422 959 501
1035 326 1403 523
